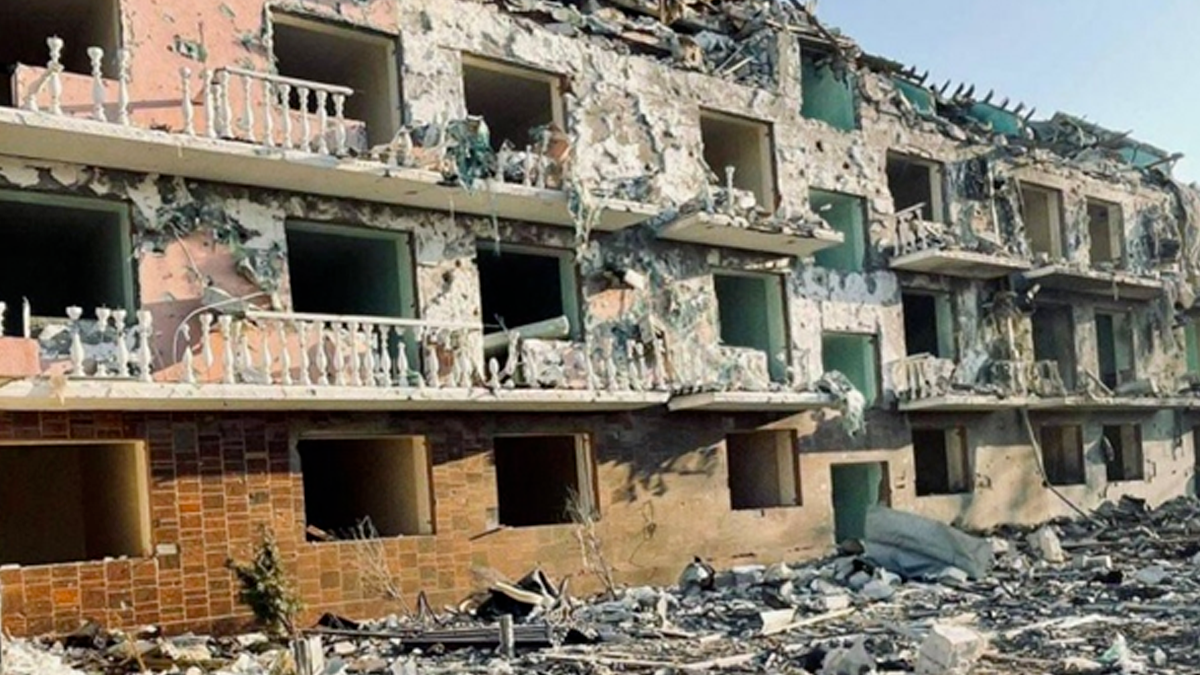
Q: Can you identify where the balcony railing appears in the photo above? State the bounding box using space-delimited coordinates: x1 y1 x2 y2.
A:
891 354 956 401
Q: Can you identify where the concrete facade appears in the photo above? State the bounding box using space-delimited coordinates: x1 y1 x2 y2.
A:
0 0 1198 634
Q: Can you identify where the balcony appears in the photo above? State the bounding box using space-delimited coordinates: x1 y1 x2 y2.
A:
0 304 668 412
1020 264 1165 301
0 38 657 232
889 210 1030 279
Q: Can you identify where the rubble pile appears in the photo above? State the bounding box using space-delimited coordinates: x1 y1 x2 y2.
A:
8 497 1200 674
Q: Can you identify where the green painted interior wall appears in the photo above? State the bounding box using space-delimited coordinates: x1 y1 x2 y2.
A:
801 52 857 132
714 274 788 382
822 332 878 405
811 190 866 273
831 462 884 542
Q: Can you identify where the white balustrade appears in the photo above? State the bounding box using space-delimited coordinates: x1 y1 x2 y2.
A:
892 354 956 401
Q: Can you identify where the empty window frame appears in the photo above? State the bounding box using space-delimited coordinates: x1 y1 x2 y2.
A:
1040 425 1085 486
1086 198 1124 268
800 49 857 131
1020 183 1065 260
912 427 970 496
700 110 777 212
477 243 579 337
714 272 789 383
726 431 800 510
0 441 151 565
1032 304 1077 391
1 0 121 107
1095 311 1135 390
902 292 955 359
271 13 400 146
462 55 565 151
1102 424 1144 482
286 221 416 319
493 434 595 527
0 190 134 337
298 436 434 539
822 332 879 406
886 154 944 222
1186 322 1200 375
811 189 867 272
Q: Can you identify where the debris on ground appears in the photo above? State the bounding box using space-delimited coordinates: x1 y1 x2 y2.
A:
8 495 1200 673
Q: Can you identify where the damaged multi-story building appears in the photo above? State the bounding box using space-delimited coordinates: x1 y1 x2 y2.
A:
0 0 1197 636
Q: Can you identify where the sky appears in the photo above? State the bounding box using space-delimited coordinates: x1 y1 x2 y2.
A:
818 1 1200 182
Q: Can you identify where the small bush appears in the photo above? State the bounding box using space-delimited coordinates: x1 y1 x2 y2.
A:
227 526 303 636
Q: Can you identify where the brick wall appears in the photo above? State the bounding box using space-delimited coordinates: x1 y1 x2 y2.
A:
0 409 842 636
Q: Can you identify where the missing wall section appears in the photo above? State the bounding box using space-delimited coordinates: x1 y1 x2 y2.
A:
1040 425 1085 486
271 13 400 146
800 49 857 132
886 154 943 222
0 441 151 566
0 190 134 337
493 435 595 528
1103 424 1144 482
912 427 970 496
1020 183 1065 260
1095 311 1134 390
1086 198 1124 268
699 110 777 211
902 292 955 358
714 272 789 383
830 462 888 543
462 55 564 151
811 189 867 272
286 221 415 319
822 332 878 405
726 431 799 510
477 243 579 337
1032 304 1077 391
298 436 433 539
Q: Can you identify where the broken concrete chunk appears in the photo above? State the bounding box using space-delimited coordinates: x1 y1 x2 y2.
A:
915 624 987 675
1027 526 1066 563
819 637 876 675
862 506 994 580
1133 565 1168 586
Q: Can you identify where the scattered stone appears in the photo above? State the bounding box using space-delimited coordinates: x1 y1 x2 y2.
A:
1027 525 1066 563
915 624 986 675
1133 565 1168 585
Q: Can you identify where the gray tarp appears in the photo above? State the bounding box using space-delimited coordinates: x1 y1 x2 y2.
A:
861 506 994 580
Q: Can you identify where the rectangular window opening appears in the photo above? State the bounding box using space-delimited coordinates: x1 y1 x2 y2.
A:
902 292 955 359
726 431 800 510
800 49 857 132
1 0 121 107
699 110 777 212
271 13 399 146
0 441 151 566
493 434 594 527
912 427 970 496
1186 323 1200 375
1040 425 1085 486
1095 311 1135 390
0 191 134 337
462 56 564 152
299 436 434 539
286 221 415 319
822 332 879 406
886 154 943 223
1103 424 1144 482
1020 183 1064 260
1086 198 1124 268
477 243 579 338
1032 304 1077 391
811 189 867 272
714 273 789 383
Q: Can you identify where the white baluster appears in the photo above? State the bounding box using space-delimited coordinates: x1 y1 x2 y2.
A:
315 89 329 155
137 310 154 382
117 49 131 126
497 147 510 184
241 72 255 142
88 47 107 122
262 79 274 148
298 86 311 151
180 67 195 136
278 321 292 386
219 315 234 384
22 299 31 340
298 321 312 386
0 301 6 335
279 83 293 149
48 37 64 116
724 165 736 215
347 321 361 386
181 323 196 384
219 70 233 137
333 94 347 154
260 321 273 384
94 307 112 377
633 342 648 391
523 145 535 186
113 309 129 378
67 306 85 376
535 153 548 190
424 337 440 388
396 328 410 386
316 322 330 386
377 327 392 386
199 312 214 369
202 69 216 138
488 357 501 389
364 325 378 386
